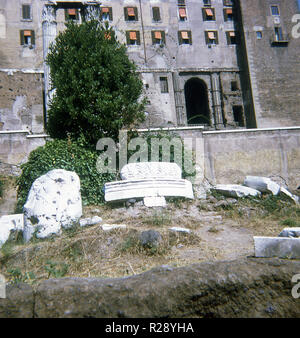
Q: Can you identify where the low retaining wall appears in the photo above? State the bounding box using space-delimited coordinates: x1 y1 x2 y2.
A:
0 127 300 190
203 127 300 188
0 131 47 175
0 258 299 318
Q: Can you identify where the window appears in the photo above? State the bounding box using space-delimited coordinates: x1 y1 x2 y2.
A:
203 7 216 21
233 106 245 127
203 0 211 6
22 4 31 20
231 81 238 91
124 7 138 21
152 31 165 45
178 0 187 21
178 31 192 44
160 77 169 93
126 31 140 45
152 7 161 22
20 30 35 46
205 31 218 45
65 8 79 21
178 7 187 21
274 26 283 41
224 8 234 21
101 7 113 21
226 31 238 44
271 5 280 16
256 31 263 39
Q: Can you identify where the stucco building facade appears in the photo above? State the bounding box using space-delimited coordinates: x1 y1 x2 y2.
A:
0 0 299 134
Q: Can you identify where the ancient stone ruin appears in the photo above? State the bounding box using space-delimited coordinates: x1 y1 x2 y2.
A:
104 162 194 206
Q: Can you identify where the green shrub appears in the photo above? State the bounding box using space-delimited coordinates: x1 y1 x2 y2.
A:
16 138 117 212
46 20 146 144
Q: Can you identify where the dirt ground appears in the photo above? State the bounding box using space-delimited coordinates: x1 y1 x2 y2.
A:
1 191 299 283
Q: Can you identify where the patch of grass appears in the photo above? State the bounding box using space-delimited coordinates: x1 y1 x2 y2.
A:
118 229 200 256
143 210 172 227
280 218 299 227
44 260 69 278
7 268 36 284
0 230 24 262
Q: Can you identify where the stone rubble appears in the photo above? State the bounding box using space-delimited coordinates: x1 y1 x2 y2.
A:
212 184 261 198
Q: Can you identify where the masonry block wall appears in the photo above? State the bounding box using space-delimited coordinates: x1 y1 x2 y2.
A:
239 0 300 128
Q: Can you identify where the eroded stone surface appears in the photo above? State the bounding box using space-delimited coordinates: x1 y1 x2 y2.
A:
254 236 300 259
213 184 261 198
120 162 182 181
23 169 82 242
105 163 194 203
278 228 300 238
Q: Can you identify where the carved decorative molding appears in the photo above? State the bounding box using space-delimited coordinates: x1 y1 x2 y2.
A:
42 5 56 24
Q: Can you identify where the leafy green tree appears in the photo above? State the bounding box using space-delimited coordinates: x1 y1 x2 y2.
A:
46 20 146 144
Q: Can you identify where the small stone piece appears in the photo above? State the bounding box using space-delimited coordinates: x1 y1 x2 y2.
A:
278 227 300 238
101 224 127 231
143 196 166 207
279 187 299 204
169 227 191 234
139 230 162 248
0 214 24 248
254 236 300 259
244 176 280 195
79 216 102 227
213 184 261 198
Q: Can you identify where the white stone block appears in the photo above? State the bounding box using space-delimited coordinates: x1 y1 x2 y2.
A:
169 227 191 234
244 176 281 195
143 196 166 207
23 169 82 242
254 236 300 259
101 224 127 231
213 184 261 198
0 214 24 247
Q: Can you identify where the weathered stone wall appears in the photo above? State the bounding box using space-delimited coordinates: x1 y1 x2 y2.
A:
0 71 44 133
0 132 47 175
0 258 299 318
239 0 300 128
203 127 300 189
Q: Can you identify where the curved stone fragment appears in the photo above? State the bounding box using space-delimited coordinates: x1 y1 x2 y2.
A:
104 178 194 202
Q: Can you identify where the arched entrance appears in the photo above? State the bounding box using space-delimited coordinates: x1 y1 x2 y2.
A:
184 78 210 125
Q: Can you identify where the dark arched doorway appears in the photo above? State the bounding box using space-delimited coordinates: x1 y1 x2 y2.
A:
184 78 210 125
